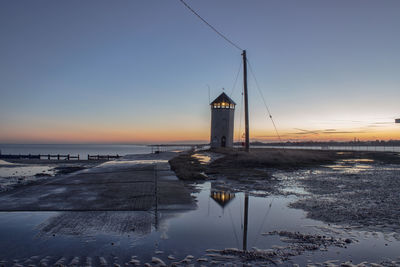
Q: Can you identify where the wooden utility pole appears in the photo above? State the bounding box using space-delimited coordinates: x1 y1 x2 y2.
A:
242 193 249 251
242 50 250 152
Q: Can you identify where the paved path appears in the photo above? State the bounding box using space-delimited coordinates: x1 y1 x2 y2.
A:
0 153 195 211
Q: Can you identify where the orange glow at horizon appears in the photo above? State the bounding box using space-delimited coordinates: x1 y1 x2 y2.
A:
1 124 399 144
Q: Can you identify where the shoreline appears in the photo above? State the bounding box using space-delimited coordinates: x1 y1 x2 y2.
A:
0 149 399 265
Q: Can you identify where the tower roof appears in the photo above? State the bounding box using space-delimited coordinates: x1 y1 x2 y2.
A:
210 92 236 105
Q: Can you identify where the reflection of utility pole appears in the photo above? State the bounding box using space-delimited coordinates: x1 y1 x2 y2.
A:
154 164 159 231
242 193 249 251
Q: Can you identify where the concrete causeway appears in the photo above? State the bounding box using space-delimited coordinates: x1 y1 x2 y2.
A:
0 152 195 211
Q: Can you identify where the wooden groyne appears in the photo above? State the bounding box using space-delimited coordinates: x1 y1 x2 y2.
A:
0 154 120 160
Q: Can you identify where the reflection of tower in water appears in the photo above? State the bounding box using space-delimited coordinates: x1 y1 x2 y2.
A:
210 186 250 251
210 190 235 208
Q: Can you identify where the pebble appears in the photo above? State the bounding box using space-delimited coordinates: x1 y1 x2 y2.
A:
180 258 191 264
151 257 166 267
85 257 92 266
205 249 220 253
69 256 80 265
131 260 141 265
99 257 108 266
167 255 175 260
340 261 357 267
54 257 66 266
129 258 140 266
155 250 164 254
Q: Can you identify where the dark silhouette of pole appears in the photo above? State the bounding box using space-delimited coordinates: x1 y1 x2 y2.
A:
242 193 249 251
154 164 159 230
242 50 250 152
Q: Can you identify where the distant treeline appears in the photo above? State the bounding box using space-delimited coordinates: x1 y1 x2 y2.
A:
234 140 400 147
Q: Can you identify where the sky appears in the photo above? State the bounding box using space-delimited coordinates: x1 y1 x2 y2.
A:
0 0 399 144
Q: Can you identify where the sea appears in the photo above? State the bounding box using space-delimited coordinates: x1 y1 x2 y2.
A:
0 144 191 160
1 144 399 160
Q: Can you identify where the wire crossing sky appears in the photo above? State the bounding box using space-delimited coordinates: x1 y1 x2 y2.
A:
0 0 399 144
179 0 243 51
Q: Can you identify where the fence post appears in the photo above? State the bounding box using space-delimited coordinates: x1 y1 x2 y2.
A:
78 154 80 160
88 154 90 160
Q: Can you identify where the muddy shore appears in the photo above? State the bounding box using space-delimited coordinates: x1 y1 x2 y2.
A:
169 148 400 233
0 159 107 192
0 149 399 266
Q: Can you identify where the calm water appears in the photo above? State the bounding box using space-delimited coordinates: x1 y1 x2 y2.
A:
0 182 399 266
0 144 191 160
251 145 400 152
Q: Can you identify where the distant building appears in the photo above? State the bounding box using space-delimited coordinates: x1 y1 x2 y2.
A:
396 118 400 123
210 92 236 148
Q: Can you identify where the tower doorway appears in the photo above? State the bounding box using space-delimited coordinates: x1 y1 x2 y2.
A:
221 136 226 147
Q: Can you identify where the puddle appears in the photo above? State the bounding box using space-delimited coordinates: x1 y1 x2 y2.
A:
99 159 169 166
0 163 55 191
322 158 377 173
191 152 223 165
192 153 211 164
0 181 399 265
0 165 54 178
342 159 374 163
0 160 15 166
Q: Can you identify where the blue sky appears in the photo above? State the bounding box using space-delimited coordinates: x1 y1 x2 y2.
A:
1 0 399 143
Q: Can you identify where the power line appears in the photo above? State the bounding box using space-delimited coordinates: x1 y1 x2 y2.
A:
237 89 244 144
246 59 283 143
178 0 243 51
230 60 242 97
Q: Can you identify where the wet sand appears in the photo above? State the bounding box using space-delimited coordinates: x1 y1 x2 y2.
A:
289 158 400 234
0 159 106 192
0 152 195 211
1 149 400 266
171 149 400 233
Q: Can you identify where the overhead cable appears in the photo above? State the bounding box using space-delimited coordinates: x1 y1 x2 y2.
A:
246 59 283 143
230 60 242 97
178 0 243 51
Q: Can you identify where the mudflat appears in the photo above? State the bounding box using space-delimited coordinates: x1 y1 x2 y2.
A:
0 153 194 211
